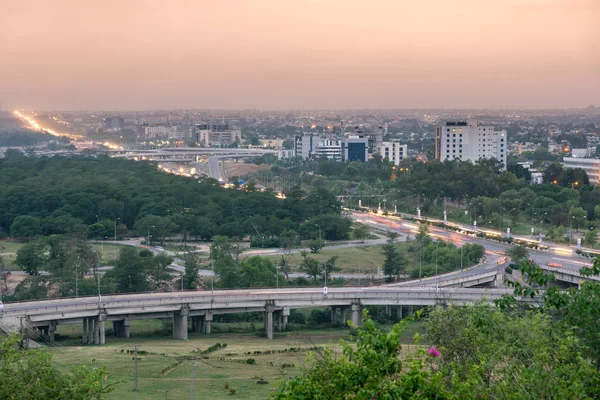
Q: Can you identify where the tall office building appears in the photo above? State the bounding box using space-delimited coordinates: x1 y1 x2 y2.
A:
192 123 242 147
104 116 125 130
378 142 407 166
294 133 317 159
563 157 600 185
435 120 507 168
341 137 368 163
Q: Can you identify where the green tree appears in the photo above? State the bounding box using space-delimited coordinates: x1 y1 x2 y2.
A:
14 242 46 275
382 232 405 280
10 216 42 239
569 206 587 233
134 215 177 245
109 247 151 292
307 238 325 253
181 247 201 289
87 223 106 240
238 256 279 287
299 252 321 283
584 229 598 248
506 245 529 263
274 315 445 399
0 334 116 399
149 253 174 290
352 223 370 243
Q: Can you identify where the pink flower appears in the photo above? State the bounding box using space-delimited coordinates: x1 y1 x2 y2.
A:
428 347 440 357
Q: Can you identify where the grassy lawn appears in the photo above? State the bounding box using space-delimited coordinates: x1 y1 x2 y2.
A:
0 240 23 270
263 244 412 275
49 317 423 400
91 242 134 263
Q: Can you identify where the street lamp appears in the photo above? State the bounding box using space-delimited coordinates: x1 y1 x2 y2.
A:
315 224 321 241
147 225 155 246
114 218 120 242
570 216 575 244
435 240 439 291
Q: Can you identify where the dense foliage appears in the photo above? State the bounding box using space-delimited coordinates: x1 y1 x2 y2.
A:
0 334 115 399
0 155 347 241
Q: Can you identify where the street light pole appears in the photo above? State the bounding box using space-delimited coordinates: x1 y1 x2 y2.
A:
211 263 214 296
435 240 439 291
114 218 120 242
315 224 321 241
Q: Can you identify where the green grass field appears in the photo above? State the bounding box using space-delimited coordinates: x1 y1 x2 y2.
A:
48 318 423 400
264 243 410 275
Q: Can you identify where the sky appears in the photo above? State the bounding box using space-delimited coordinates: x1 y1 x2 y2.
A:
0 0 598 110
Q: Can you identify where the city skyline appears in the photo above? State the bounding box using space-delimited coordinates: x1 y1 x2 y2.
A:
1 0 598 111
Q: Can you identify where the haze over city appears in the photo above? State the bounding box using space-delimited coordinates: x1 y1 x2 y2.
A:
1 0 598 111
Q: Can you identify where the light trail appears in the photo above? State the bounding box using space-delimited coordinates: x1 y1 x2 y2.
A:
13 110 85 140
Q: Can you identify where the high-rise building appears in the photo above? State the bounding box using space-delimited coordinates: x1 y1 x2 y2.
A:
563 157 600 185
341 137 368 163
192 123 242 147
104 116 124 130
435 120 507 168
294 133 317 159
315 139 342 161
378 142 407 166
138 124 179 140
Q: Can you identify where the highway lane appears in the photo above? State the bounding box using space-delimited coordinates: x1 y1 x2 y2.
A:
352 211 591 283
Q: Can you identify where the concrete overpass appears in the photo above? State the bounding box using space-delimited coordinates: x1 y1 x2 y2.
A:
107 147 287 162
0 286 537 344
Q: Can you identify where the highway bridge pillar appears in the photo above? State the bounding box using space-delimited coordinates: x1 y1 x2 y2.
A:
265 303 274 339
173 307 189 340
351 303 362 327
92 317 100 345
98 314 106 345
385 305 392 317
204 313 212 335
277 312 283 332
397 305 403 319
407 306 414 317
48 321 56 342
82 318 88 344
495 271 504 287
87 318 94 344
331 307 338 326
113 320 131 338
282 307 290 331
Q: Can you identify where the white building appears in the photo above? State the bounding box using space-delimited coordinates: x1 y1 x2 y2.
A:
315 139 342 161
378 142 407 166
192 123 242 147
143 124 179 140
563 157 600 185
435 120 507 168
294 133 317 159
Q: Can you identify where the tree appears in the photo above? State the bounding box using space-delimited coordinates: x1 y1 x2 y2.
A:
568 206 587 232
321 256 340 284
299 252 321 283
584 229 598 248
15 242 46 275
274 315 446 399
506 245 529 263
134 215 177 245
109 247 151 293
181 247 201 289
10 216 41 239
307 238 325 253
86 223 106 240
0 334 116 399
149 253 174 290
352 223 370 243
238 256 279 287
381 233 406 280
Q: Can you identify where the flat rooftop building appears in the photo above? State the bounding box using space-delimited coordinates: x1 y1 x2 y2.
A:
435 120 507 168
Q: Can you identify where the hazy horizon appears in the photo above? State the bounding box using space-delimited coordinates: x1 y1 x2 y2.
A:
2 0 598 111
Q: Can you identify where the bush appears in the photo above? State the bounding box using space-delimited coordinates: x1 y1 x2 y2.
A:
245 358 256 364
308 308 331 325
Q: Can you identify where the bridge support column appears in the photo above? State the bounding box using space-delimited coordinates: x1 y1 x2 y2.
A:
396 305 403 320
113 320 131 338
98 314 106 345
385 305 392 317
341 308 348 326
277 312 283 332
407 306 414 317
93 317 100 345
351 303 362 327
48 321 56 342
264 303 274 339
173 307 189 340
331 307 337 326
282 307 290 331
82 318 88 344
495 272 504 287
87 318 94 344
204 313 212 335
